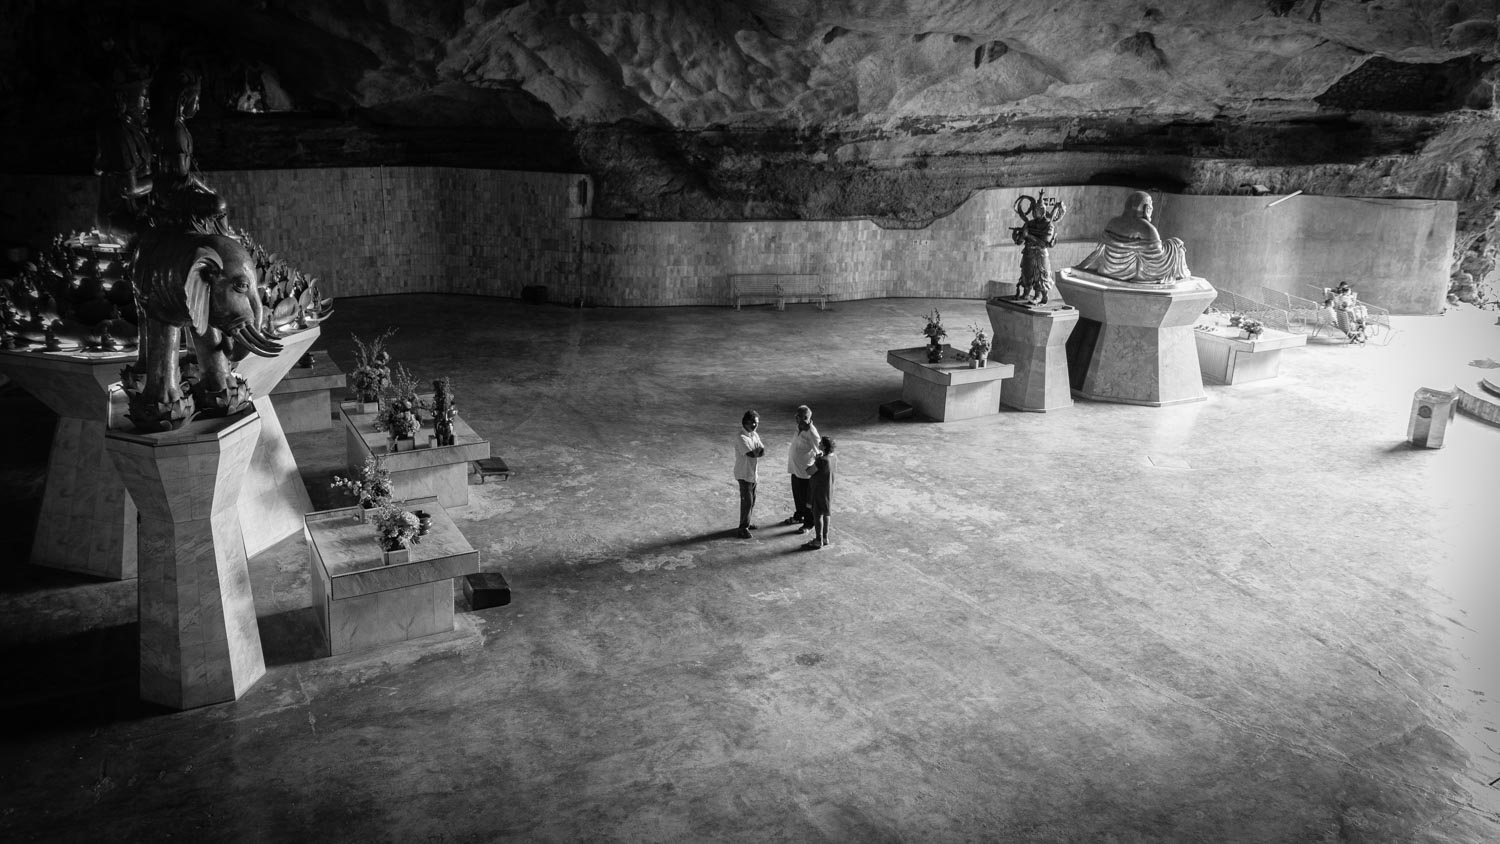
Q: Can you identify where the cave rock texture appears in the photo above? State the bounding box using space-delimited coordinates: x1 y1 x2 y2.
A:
1 0 1497 297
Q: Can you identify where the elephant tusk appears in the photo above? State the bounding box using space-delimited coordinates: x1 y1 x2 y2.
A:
232 324 282 357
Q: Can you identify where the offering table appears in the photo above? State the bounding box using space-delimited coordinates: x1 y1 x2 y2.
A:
306 497 479 656
1193 317 1307 385
885 347 1015 422
340 401 489 507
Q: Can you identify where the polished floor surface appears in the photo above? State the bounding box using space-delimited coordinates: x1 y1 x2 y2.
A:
2 295 1497 843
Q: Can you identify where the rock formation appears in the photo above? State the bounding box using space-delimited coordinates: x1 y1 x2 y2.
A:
0 0 1495 299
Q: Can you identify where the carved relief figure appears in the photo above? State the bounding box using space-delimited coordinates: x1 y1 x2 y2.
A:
1010 190 1067 305
1074 191 1191 283
122 232 283 431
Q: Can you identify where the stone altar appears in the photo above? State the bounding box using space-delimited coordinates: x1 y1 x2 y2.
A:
1192 316 1307 385
885 346 1015 422
1055 268 1215 407
985 298 1078 412
105 409 265 709
306 496 480 655
340 401 489 507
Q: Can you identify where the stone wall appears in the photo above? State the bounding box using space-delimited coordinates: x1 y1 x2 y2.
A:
0 168 1453 313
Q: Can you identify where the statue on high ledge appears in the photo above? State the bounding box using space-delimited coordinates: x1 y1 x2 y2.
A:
1074 190 1191 284
150 63 230 234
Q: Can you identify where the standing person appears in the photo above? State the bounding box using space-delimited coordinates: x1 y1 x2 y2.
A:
804 436 837 550
735 410 766 539
784 405 820 533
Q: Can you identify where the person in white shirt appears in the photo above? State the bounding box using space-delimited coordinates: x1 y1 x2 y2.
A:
735 410 766 539
784 404 821 534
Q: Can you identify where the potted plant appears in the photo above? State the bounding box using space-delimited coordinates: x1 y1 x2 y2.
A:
371 502 421 564
922 308 946 362
348 327 397 410
431 377 457 447
968 323 991 368
1239 317 1264 339
331 455 394 518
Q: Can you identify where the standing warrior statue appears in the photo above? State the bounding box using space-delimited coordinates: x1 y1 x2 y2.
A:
1010 190 1067 306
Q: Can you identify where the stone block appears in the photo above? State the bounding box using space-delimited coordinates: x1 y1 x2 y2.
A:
464 572 512 610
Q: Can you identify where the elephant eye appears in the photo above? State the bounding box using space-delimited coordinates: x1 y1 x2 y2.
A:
232 278 250 293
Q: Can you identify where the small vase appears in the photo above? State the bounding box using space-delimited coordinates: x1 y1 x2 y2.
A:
926 341 944 363
414 510 433 536
381 546 409 566
969 359 979 369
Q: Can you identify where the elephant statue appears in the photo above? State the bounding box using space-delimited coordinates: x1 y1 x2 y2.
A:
122 230 283 431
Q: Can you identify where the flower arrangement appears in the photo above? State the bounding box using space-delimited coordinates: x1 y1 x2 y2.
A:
968 323 991 359
371 502 421 551
375 396 421 441
331 455 394 508
922 309 946 343
1239 317 1264 336
349 327 397 403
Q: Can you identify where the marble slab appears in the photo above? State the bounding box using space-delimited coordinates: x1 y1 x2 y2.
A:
105 410 266 709
1055 268 1216 407
0 348 138 578
1193 316 1307 385
986 297 1079 412
886 346 1015 422
339 402 489 507
268 349 347 433
306 497 480 655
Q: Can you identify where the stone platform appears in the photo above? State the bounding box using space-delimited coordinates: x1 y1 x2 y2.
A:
306 496 480 655
268 349 347 433
0 348 138 579
1192 314 1307 385
1457 375 1500 427
1055 268 1215 407
885 346 1015 422
985 297 1078 412
340 402 489 507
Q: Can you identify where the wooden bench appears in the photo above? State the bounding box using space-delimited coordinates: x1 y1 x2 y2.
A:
730 273 827 310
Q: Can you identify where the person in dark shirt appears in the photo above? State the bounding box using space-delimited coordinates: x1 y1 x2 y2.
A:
804 436 836 550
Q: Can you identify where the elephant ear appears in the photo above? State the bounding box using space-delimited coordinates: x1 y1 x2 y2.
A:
185 246 223 335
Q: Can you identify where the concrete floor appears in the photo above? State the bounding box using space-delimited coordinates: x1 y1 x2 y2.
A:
1 294 1497 843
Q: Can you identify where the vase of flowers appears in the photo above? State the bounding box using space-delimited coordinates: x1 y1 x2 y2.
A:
349 327 397 409
331 455 394 518
1239 317 1264 339
922 308 946 362
968 323 991 367
372 502 421 564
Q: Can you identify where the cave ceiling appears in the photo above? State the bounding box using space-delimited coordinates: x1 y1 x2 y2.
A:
1 0 1497 281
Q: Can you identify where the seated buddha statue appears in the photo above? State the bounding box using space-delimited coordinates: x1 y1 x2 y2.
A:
1074 191 1191 283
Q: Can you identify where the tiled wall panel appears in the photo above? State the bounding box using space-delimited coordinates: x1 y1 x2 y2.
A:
1 171 1451 313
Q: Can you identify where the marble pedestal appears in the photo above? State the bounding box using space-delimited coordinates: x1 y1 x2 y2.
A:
306 497 480 655
232 326 320 557
1055 268 1216 407
0 349 138 579
985 298 1079 412
885 347 1016 422
1193 317 1307 385
105 410 266 709
340 402 490 507
268 350 346 433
